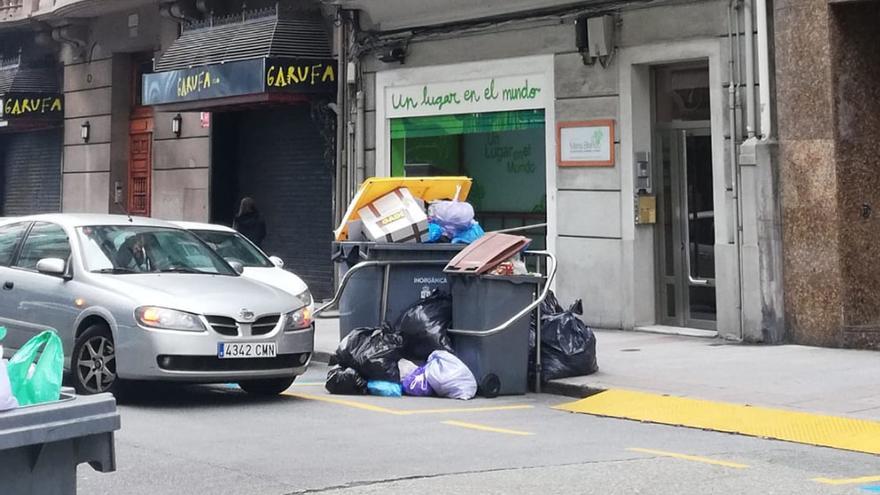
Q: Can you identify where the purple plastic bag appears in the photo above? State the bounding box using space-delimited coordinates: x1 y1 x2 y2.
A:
430 201 475 236
401 366 434 397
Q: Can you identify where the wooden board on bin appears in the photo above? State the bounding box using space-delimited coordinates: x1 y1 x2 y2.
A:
444 232 530 275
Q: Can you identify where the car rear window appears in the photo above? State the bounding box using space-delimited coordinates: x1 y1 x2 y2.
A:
192 230 273 268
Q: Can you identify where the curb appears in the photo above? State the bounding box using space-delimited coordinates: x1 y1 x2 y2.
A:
540 380 606 399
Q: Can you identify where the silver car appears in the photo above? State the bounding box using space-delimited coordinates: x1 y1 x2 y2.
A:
0 214 314 396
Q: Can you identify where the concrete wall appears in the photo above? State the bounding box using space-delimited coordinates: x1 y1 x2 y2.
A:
59 6 210 221
62 55 114 213
359 0 762 337
151 109 210 221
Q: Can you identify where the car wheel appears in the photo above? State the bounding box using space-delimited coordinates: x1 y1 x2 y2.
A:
73 325 119 395
238 376 295 396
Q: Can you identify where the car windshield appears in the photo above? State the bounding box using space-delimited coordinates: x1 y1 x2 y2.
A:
191 230 273 268
77 225 237 275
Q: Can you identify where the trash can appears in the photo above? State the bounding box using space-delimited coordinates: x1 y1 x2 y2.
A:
449 274 542 396
332 242 465 339
0 387 120 495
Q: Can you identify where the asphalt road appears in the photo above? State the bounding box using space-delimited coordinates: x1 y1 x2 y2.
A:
77 363 880 494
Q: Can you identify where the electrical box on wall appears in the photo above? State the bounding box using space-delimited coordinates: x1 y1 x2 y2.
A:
635 151 652 193
587 16 614 58
575 14 615 66
634 151 656 225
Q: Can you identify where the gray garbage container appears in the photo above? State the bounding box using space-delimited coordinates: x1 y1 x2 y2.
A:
0 388 120 495
450 274 541 396
332 242 464 339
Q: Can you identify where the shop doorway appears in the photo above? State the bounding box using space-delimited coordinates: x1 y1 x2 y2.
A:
0 128 62 215
210 107 334 299
128 54 154 216
653 63 717 330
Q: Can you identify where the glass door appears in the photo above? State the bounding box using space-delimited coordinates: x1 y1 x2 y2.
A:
655 126 716 329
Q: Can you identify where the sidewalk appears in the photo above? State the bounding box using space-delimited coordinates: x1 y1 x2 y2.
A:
313 319 880 421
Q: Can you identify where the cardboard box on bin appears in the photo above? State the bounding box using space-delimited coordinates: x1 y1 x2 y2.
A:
358 187 429 243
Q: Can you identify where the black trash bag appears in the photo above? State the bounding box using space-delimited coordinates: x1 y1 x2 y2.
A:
325 366 367 395
394 289 455 362
334 324 404 382
529 292 598 382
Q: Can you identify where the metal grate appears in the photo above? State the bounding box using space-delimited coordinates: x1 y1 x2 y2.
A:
251 315 281 336
206 315 238 336
0 65 60 94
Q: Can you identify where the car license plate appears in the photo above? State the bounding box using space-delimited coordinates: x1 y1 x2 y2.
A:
217 342 277 359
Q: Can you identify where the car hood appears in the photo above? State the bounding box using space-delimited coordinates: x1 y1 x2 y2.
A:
92 273 298 316
241 267 309 297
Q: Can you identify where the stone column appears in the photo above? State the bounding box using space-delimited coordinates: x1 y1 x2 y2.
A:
774 0 844 347
828 0 880 349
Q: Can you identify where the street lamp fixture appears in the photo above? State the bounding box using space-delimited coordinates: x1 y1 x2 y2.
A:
81 121 90 142
172 113 182 138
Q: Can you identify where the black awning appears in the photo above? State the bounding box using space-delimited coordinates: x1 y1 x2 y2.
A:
144 8 335 110
155 11 332 72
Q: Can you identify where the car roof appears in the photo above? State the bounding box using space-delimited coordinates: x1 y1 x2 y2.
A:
1 213 180 228
170 220 237 233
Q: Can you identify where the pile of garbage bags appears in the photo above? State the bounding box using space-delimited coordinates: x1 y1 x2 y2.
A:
326 290 477 400
0 327 64 412
529 291 598 382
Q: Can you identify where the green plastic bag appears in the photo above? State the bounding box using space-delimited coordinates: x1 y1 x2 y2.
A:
7 330 64 406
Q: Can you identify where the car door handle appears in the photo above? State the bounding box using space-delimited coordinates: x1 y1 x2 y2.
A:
2 281 12 290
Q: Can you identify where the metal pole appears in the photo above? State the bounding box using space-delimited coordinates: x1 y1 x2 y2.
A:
379 264 391 322
491 223 548 235
744 0 757 139
534 255 543 394
355 90 365 186
755 0 773 139
333 8 346 226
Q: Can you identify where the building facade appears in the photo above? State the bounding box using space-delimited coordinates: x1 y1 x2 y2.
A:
1 0 878 350
0 0 339 298
337 0 788 344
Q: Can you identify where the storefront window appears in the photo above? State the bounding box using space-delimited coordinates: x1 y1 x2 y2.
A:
390 109 547 248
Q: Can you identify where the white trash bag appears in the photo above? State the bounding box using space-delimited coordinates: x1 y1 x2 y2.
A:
424 350 477 400
397 359 419 382
0 340 19 412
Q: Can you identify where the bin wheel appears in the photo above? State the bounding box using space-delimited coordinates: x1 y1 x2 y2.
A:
73 325 119 395
238 376 296 396
479 374 501 398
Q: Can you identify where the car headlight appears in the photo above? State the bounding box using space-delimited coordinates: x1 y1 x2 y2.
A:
284 306 312 331
135 306 206 332
294 289 312 308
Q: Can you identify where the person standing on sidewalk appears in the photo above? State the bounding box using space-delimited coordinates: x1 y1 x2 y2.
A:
233 197 267 247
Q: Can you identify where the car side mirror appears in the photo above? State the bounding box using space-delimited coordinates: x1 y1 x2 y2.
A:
36 258 68 278
227 260 245 275
269 256 284 268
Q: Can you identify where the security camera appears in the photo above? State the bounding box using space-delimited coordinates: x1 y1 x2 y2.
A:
378 45 406 64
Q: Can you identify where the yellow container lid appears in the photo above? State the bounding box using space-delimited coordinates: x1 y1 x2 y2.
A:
334 176 473 241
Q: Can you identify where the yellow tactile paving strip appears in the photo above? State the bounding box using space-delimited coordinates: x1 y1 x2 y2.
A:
555 390 880 455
